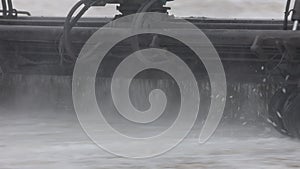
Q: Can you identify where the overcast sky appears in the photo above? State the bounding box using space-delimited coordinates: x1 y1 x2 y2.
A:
12 0 294 19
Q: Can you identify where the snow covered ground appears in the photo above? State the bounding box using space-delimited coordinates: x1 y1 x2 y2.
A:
1 108 300 169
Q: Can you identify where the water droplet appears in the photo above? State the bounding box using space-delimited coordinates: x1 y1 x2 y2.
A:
276 111 282 119
267 118 273 124
221 97 226 102
282 88 287 94
281 129 287 133
285 75 290 81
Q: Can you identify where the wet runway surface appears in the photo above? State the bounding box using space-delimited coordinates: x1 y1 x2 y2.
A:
1 108 300 169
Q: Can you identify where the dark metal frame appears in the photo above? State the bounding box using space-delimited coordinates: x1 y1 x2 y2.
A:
0 0 30 18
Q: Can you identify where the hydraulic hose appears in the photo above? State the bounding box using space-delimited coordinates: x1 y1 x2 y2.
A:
62 0 169 62
131 0 165 65
63 1 90 61
62 0 104 62
131 0 162 51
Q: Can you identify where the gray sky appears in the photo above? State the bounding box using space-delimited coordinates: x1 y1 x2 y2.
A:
13 0 292 19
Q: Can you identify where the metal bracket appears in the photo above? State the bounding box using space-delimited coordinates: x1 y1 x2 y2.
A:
251 35 299 61
1 0 31 18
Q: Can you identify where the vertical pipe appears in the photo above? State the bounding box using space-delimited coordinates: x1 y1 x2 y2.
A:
293 20 299 30
1 0 7 16
292 0 300 30
284 0 292 30
6 0 13 16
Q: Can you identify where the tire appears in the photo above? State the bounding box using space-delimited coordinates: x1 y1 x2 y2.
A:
269 87 293 136
282 88 300 138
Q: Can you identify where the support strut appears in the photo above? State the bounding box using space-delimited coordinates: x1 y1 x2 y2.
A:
292 0 300 30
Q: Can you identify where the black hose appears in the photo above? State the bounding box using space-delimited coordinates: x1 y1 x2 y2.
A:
61 0 165 62
137 0 158 13
13 9 31 16
284 0 292 30
1 0 7 16
63 0 89 60
62 0 102 62
131 0 160 52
